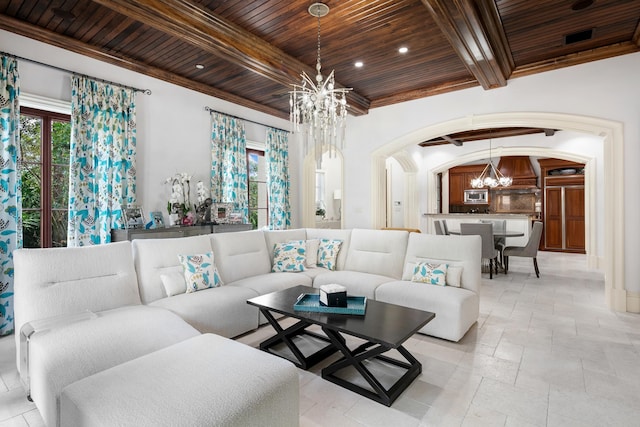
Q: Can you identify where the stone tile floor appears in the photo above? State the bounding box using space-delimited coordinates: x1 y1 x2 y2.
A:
2 251 639 426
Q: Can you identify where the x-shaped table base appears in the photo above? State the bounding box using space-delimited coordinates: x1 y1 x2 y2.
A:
320 327 422 406
257 308 338 370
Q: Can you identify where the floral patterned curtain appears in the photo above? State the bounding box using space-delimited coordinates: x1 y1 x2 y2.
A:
0 56 22 336
210 112 248 223
265 128 290 230
67 76 137 246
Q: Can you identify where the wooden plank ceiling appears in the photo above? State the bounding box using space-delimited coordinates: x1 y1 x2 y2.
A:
1 0 639 122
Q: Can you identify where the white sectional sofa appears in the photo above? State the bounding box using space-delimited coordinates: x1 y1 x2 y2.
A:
13 227 481 426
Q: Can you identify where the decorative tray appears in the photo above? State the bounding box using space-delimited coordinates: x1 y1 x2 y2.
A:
293 293 367 315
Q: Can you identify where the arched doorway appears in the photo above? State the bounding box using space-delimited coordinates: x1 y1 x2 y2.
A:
371 112 625 312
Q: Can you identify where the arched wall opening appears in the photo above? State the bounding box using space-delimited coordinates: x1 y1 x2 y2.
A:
371 112 625 312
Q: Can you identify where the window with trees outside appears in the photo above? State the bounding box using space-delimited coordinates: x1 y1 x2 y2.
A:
20 107 71 248
247 149 268 229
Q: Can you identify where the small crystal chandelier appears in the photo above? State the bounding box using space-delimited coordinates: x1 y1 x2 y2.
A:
290 2 351 167
470 135 512 188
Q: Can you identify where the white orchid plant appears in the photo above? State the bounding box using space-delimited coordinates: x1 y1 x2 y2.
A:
165 172 193 216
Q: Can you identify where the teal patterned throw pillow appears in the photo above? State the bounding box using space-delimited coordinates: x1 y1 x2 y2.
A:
178 252 223 293
272 240 306 272
317 239 343 271
411 262 448 286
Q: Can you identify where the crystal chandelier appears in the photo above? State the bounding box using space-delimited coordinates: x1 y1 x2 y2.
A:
470 135 512 188
290 2 351 167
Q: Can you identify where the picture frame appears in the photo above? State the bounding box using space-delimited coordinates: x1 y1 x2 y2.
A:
149 211 165 228
228 212 243 224
123 206 145 229
214 203 233 224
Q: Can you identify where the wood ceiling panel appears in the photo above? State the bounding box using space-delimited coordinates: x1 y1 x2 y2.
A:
497 0 640 66
1 0 638 119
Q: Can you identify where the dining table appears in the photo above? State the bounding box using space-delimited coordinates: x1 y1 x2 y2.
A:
448 228 525 273
448 230 525 238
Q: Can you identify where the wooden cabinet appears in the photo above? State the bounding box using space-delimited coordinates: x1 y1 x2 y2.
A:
448 164 488 206
538 159 585 253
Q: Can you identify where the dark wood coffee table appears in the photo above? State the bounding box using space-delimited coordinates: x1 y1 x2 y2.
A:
247 285 435 406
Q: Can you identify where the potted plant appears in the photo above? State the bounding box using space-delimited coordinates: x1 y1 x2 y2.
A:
315 207 325 221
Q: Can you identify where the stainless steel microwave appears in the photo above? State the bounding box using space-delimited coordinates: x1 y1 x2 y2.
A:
464 189 488 204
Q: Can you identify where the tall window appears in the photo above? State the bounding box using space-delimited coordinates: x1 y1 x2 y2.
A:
20 107 71 248
247 149 268 229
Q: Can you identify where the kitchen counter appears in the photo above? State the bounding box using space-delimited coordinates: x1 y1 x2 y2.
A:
423 213 534 246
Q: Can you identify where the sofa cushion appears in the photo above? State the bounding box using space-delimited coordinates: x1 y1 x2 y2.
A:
305 239 320 267
60 334 299 427
313 271 394 299
403 233 481 293
159 270 187 297
13 241 141 372
306 228 352 270
228 272 312 297
317 239 343 271
209 230 271 284
402 260 463 287
133 235 213 304
28 305 199 427
343 229 408 279
178 251 223 292
411 262 448 286
271 240 306 272
375 280 479 342
150 286 259 338
264 229 308 261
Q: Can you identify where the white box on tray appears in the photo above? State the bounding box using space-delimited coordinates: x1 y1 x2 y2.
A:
319 284 347 307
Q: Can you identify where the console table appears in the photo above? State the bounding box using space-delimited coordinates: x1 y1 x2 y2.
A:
111 223 252 241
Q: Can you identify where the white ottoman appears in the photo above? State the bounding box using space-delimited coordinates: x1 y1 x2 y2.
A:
60 334 299 427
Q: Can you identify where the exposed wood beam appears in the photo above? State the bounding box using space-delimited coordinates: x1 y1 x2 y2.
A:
442 135 463 146
418 127 548 147
370 77 478 109
631 19 640 46
91 0 370 116
0 14 288 119
420 0 514 90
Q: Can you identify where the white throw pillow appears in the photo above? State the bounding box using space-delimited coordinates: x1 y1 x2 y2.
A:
160 271 187 297
178 252 223 293
272 240 306 272
305 239 320 268
446 266 463 287
317 239 343 271
412 262 448 286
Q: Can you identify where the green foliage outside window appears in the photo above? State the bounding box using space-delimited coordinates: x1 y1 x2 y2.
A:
20 113 71 248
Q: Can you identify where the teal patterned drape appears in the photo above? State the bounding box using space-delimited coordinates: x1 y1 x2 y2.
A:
210 112 248 222
0 56 22 336
265 128 291 230
67 76 137 246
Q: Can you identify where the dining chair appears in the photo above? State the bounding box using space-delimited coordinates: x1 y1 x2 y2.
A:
482 219 507 265
434 220 445 235
460 222 499 279
503 221 544 278
441 220 450 235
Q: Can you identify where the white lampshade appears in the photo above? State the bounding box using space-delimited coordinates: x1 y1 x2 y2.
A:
333 189 341 200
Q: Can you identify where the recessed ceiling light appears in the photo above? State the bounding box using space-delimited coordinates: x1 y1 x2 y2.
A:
195 64 205 70
398 47 409 54
354 61 363 68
